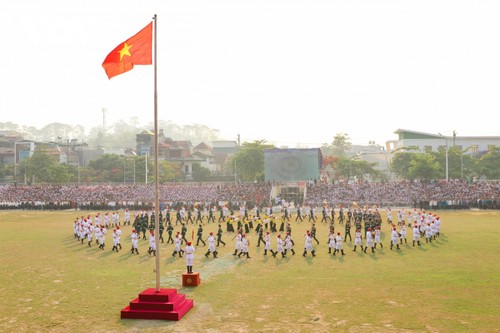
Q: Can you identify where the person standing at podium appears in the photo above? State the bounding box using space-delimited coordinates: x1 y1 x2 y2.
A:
185 242 195 273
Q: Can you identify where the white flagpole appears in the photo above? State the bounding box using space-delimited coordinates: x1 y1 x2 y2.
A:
152 13 161 292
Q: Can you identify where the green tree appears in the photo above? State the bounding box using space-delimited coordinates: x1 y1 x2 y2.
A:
192 163 212 182
321 133 351 157
20 150 71 183
390 152 417 180
159 160 182 182
228 140 275 182
408 153 441 180
477 147 500 180
88 154 125 183
336 157 386 181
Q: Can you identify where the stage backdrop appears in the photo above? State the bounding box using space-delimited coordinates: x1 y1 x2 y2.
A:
264 148 322 182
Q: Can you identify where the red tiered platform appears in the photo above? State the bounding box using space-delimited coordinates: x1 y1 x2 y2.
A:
121 288 193 321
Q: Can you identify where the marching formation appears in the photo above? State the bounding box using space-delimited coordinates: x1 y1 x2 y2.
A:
72 205 444 272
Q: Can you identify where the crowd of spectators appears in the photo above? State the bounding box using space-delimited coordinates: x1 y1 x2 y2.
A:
0 183 272 210
0 180 498 210
305 179 500 210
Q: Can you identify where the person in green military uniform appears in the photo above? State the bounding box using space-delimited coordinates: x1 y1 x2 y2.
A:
196 206 203 224
256 226 265 247
187 207 194 224
141 215 148 240
159 220 164 243
175 210 182 225
149 212 156 234
166 222 174 244
216 224 226 246
196 223 206 246
181 223 188 244
344 220 352 242
208 206 215 223
165 208 171 224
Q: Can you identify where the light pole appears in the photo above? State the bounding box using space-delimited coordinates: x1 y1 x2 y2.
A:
438 133 449 181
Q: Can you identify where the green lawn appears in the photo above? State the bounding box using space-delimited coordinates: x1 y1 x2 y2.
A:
0 210 499 333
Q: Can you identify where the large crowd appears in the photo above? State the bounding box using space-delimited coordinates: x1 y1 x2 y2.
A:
71 204 445 262
0 179 499 210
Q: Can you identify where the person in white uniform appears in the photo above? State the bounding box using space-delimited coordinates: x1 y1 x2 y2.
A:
185 242 195 273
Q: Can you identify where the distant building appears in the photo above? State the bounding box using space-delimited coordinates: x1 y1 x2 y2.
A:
390 129 500 155
0 132 35 164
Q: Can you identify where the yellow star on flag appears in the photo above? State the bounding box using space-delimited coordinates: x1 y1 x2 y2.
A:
119 42 132 61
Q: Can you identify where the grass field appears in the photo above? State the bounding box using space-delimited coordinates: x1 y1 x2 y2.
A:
0 210 499 333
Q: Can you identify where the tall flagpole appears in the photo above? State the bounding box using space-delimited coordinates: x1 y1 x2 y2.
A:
153 14 161 292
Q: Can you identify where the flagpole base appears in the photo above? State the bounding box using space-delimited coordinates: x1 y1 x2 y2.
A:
121 288 193 321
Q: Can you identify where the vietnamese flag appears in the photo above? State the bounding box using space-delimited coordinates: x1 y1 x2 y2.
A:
102 22 152 79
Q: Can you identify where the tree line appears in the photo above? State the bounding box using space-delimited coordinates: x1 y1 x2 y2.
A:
1 132 499 184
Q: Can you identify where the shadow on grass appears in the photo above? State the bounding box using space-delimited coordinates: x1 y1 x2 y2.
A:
98 249 114 258
304 255 315 265
396 249 406 257
416 245 427 252
337 254 346 263
119 318 177 331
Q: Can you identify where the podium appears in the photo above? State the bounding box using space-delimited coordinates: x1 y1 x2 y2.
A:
121 288 193 321
182 272 201 287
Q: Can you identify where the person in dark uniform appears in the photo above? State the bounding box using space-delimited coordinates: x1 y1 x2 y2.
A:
311 223 320 245
308 206 316 222
338 207 345 224
132 214 140 230
347 208 353 223
321 206 329 223
279 218 285 232
257 226 265 247
181 223 188 244
208 206 216 223
283 206 290 221
285 223 292 236
196 207 203 223
165 208 171 224
216 224 226 246
331 207 336 223
344 221 352 242
166 222 174 244
141 216 148 240
159 220 164 243
149 212 155 234
270 217 277 233
196 224 206 246
175 210 182 225
295 205 303 222
218 206 225 223
187 207 194 224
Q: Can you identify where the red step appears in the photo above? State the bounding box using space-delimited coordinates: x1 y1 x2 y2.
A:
121 288 193 321
129 294 186 311
138 288 178 302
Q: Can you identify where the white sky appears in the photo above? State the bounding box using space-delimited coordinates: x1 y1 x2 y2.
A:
1 0 499 147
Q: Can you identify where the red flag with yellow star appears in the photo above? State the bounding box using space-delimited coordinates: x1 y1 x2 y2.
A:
102 22 152 79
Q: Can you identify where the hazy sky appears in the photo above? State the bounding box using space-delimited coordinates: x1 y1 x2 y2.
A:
1 0 499 147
